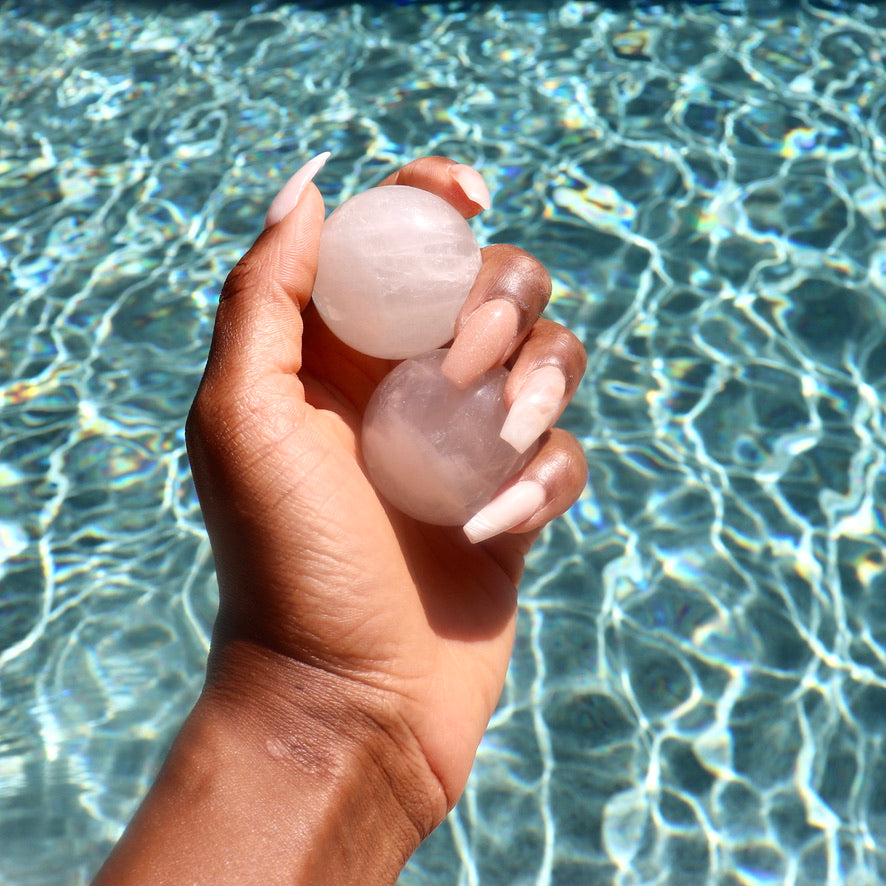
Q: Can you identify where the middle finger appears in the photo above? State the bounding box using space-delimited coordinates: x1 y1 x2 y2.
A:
441 243 552 388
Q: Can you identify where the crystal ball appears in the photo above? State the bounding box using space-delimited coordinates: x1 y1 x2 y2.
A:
361 350 536 525
312 185 482 359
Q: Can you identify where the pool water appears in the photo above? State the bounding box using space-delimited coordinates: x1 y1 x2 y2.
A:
1 1 885 883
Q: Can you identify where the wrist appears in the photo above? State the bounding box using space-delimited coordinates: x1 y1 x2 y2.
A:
206 638 449 845
97 640 447 885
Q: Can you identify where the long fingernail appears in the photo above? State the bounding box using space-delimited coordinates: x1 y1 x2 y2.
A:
463 480 547 544
449 163 491 210
264 151 331 229
441 299 519 388
500 365 567 453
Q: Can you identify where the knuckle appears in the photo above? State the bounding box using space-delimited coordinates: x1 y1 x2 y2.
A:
185 383 223 461
527 322 588 388
489 255 552 313
219 250 267 304
533 429 589 490
557 326 588 378
185 375 254 465
508 248 552 293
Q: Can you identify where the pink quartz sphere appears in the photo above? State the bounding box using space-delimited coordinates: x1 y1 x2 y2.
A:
312 186 482 359
361 350 536 525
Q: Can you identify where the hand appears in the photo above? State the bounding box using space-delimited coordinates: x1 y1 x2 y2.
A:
95 155 587 885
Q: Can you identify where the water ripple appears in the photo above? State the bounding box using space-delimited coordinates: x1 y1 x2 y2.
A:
1 1 884 885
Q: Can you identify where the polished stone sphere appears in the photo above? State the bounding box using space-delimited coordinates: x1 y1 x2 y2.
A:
312 186 482 359
361 350 535 525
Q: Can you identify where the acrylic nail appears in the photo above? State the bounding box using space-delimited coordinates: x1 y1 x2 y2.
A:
441 299 520 388
463 480 547 544
449 163 492 210
263 151 331 229
500 364 567 453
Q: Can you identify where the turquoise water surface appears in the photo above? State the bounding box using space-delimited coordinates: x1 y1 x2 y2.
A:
1 1 885 884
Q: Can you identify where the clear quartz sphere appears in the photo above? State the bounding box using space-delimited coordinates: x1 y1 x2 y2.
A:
361 350 536 525
312 186 482 359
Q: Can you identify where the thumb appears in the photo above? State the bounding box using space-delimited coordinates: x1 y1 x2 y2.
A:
204 153 328 383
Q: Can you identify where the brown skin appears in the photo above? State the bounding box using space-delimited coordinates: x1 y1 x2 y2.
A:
94 157 588 885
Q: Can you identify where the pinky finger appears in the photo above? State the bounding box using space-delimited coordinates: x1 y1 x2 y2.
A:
463 428 588 544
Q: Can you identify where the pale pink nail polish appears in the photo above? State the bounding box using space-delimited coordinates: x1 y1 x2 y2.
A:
263 151 330 229
500 365 568 453
463 480 547 544
441 299 520 388
449 163 491 210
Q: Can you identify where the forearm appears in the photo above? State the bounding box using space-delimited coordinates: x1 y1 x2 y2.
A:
94 642 446 886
